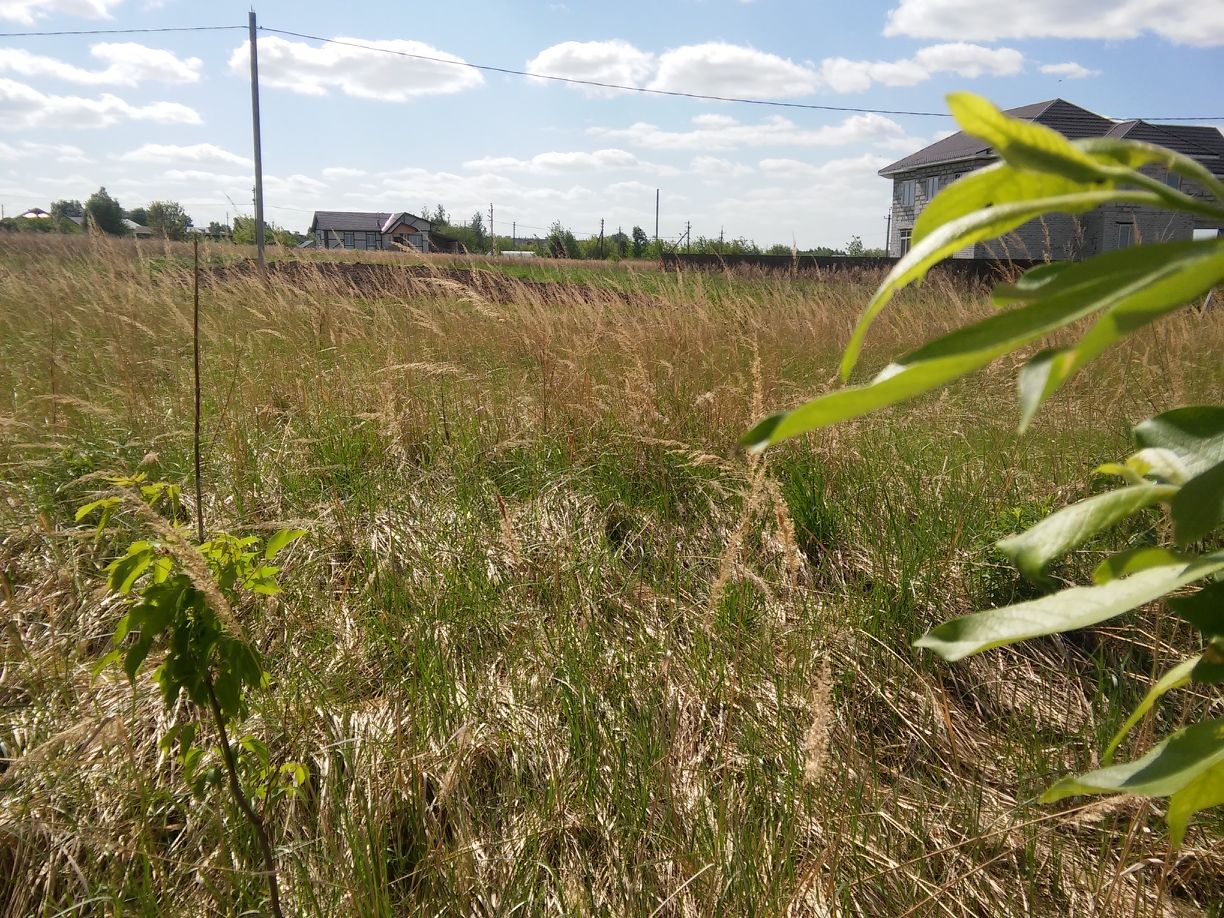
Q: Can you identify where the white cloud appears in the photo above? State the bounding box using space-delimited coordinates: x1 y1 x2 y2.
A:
0 139 90 161
1041 61 1101 79
649 42 820 97
0 0 122 25
119 143 251 167
322 166 367 179
0 42 202 87
229 35 483 101
884 0 1224 47
525 40 655 97
819 42 1022 93
691 155 754 178
757 153 891 180
462 148 675 176
0 77 201 128
589 112 905 151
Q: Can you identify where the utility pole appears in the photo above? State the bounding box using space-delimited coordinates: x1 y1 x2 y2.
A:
599 218 604 258
488 203 494 254
885 211 892 256
685 220 691 254
654 188 659 242
512 220 516 248
719 226 724 252
248 10 266 274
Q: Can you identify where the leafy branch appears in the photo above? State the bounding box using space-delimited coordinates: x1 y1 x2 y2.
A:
743 92 1224 844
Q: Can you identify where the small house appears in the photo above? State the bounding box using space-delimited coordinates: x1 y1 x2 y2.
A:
122 218 153 238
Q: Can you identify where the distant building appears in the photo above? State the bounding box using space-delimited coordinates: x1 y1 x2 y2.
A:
19 207 51 219
880 99 1224 259
122 218 154 238
307 210 462 254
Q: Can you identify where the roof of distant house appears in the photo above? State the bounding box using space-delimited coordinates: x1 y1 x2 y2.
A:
20 207 51 218
122 218 152 234
879 99 1224 177
309 210 431 234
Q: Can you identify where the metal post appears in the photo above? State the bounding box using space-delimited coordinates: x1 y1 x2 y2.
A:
248 10 266 273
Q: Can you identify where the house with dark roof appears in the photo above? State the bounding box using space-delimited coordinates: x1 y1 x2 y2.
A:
880 99 1224 259
308 210 461 253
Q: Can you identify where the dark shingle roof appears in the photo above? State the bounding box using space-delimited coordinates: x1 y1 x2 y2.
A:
310 211 392 233
878 99 1223 178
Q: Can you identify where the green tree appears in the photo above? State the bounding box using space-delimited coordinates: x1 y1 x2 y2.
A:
50 199 83 219
232 217 298 247
631 226 648 258
845 235 865 256
468 211 487 251
125 206 149 227
744 92 1224 843
146 200 193 240
85 187 125 235
545 221 581 259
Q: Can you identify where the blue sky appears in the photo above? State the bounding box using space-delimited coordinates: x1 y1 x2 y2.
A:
2 0 1221 247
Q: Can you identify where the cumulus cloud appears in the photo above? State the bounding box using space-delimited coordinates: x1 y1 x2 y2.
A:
1040 61 1101 79
648 42 820 97
690 155 754 178
0 0 122 24
757 153 891 180
884 0 1224 47
229 35 483 101
322 166 367 179
462 148 675 176
525 40 655 96
0 139 90 161
589 112 906 151
0 77 201 128
0 43 201 86
119 143 252 167
819 42 1023 93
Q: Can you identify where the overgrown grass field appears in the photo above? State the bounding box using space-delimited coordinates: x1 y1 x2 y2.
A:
2 234 1222 916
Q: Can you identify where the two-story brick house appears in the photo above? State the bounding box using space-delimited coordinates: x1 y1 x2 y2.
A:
880 99 1224 259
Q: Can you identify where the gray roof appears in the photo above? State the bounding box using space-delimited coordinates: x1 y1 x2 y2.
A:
879 98 1224 177
310 210 432 233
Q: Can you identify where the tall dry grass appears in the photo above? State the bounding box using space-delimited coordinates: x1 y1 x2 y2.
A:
1 233 1222 916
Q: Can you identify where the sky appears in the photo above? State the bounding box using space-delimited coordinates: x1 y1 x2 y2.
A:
1 0 1222 248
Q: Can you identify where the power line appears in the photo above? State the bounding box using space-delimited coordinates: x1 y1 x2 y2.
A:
3 21 1222 121
258 27 954 118
0 25 246 37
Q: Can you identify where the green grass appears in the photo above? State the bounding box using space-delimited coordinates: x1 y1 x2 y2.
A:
1 234 1222 916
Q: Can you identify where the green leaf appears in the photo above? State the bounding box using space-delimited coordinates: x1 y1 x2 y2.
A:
1170 582 1224 638
997 483 1177 580
1092 547 1190 585
1168 761 1224 848
1125 448 1191 485
1042 717 1224 803
837 188 1163 381
1081 137 1224 206
1193 639 1224 684
1171 459 1224 546
1103 656 1199 763
947 92 1109 184
1012 242 1224 427
91 648 123 679
914 551 1224 661
75 496 119 522
1135 406 1224 478
106 543 155 594
264 527 307 560
743 261 1163 449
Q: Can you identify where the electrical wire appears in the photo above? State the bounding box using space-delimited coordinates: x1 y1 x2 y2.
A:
0 25 245 37
2 21 1221 121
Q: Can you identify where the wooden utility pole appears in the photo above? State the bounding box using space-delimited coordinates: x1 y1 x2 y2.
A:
512 220 516 247
685 220 691 253
248 10 266 274
654 188 659 242
599 218 604 258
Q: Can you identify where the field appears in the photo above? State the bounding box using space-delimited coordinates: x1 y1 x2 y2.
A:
2 233 1222 917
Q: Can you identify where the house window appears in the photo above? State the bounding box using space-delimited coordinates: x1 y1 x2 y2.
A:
315 230 324 246
343 231 355 247
898 180 915 207
899 228 912 256
1164 171 1181 190
1116 223 1134 248
925 175 943 199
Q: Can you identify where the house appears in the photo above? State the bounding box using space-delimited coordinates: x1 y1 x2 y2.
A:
880 99 1224 259
20 207 51 219
122 218 153 238
308 210 463 253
